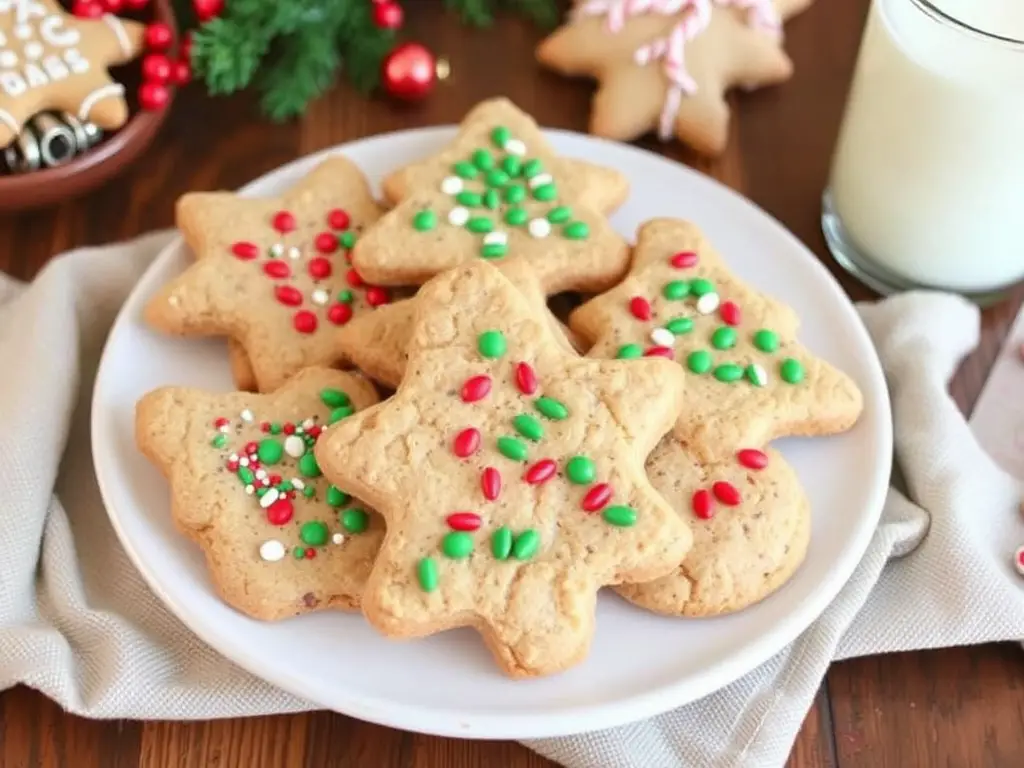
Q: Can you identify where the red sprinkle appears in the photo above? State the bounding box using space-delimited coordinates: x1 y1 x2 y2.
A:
314 232 338 253
266 498 294 525
327 303 353 325
453 427 481 458
447 512 482 531
274 285 303 306
306 425 322 438
365 286 389 306
268 474 283 485
213 416 228 428
692 489 713 519
645 346 674 358
737 448 769 470
328 209 350 230
226 458 239 471
481 467 501 500
629 296 652 321
231 241 259 260
283 423 295 435
293 310 318 334
272 211 296 233
264 260 290 279
524 459 557 485
305 547 316 559
581 483 613 512
260 423 271 433
346 269 363 288
712 481 741 506
308 257 332 279
515 362 538 395
720 301 741 326
244 441 259 454
671 251 699 269
461 375 492 402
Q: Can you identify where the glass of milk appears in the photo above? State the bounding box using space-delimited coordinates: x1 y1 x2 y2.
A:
823 0 1024 303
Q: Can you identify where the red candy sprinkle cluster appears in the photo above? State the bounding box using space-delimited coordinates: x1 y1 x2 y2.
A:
690 448 769 520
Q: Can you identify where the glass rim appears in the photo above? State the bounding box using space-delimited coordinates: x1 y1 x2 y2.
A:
911 0 1024 46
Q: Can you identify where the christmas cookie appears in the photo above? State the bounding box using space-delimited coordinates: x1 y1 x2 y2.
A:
135 367 384 620
314 262 691 678
145 155 402 393
0 0 145 145
618 440 810 616
352 98 631 294
536 0 813 155
227 338 257 392
570 218 863 459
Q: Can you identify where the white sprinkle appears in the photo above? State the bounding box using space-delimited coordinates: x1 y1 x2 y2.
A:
447 206 469 226
244 484 255 495
528 218 551 239
240 409 254 423
528 172 553 189
0 51 18 68
228 453 239 462
483 230 508 246
332 533 345 545
441 176 463 195
696 292 720 315
269 243 285 258
239 457 250 467
24 42 42 60
259 488 280 508
302 418 315 429
14 24 31 40
218 424 230 433
287 246 301 259
311 288 329 306
284 435 306 458
505 138 527 156
748 363 768 387
255 468 268 480
295 427 304 435
291 478 305 490
1015 546 1024 576
259 540 286 562
650 327 675 348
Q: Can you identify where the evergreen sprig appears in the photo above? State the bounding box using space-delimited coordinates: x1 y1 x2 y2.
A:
187 0 560 121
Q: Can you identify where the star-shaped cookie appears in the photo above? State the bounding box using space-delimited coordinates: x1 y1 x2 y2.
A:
0 0 144 145
351 98 631 295
315 262 691 678
145 156 402 393
135 368 384 620
536 0 813 155
570 218 863 459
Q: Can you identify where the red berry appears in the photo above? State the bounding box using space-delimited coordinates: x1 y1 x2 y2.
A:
101 0 123 12
266 499 294 525
447 512 482 532
230 241 258 260
581 483 612 512
737 448 769 470
263 260 290 279
327 303 353 325
671 251 699 269
373 1 404 29
307 257 332 280
692 489 713 520
346 269 363 288
452 427 481 458
272 211 296 233
293 310 318 334
712 481 741 506
171 60 191 86
138 82 169 111
481 467 501 501
180 32 193 60
142 54 171 84
274 285 303 307
460 375 491 403
629 296 652 321
515 362 537 395
314 232 338 253
328 209 350 230
144 22 173 51
72 1 103 17
193 0 224 22
524 459 557 485
365 286 389 306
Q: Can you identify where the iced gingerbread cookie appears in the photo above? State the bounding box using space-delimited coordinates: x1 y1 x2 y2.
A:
145 156 403 393
536 0 813 155
352 98 631 295
0 0 144 145
570 218 863 460
135 368 384 620
617 440 810 616
314 262 691 678
227 338 258 392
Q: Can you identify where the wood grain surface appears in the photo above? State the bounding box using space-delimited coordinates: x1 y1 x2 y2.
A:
1 1 1023 766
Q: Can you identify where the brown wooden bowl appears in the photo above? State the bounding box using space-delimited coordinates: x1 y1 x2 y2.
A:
0 0 178 212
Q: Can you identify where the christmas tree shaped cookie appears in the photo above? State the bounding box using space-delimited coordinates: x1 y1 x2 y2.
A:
352 98 631 295
136 368 384 620
570 219 863 459
536 0 813 155
315 262 691 678
145 156 400 393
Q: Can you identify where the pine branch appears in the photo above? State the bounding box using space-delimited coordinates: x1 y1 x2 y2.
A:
336 0 396 92
502 0 561 28
445 0 495 27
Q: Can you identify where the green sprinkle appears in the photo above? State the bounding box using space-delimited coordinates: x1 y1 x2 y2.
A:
547 206 572 223
497 436 528 462
298 453 321 478
754 329 780 353
257 438 283 465
687 349 713 374
341 507 369 533
483 189 500 209
663 280 690 300
472 149 494 170
293 546 305 560
456 191 482 207
269 422 282 435
780 358 805 384
211 433 227 448
532 184 557 202
329 405 354 424
418 557 439 592
603 505 638 527
485 169 510 188
340 231 356 249
300 521 329 547
320 388 350 408
712 327 738 350
413 210 436 231
714 363 744 382
481 244 507 259
491 527 513 560
534 396 569 421
276 481 293 493
746 364 768 387
512 529 540 560
566 456 596 485
690 278 715 297
256 487 268 498
337 289 354 303
237 467 255 484
326 485 350 507
504 184 526 204
563 221 589 239
442 531 474 559
502 156 522 178
492 125 511 148
467 217 494 234
616 343 643 359
453 161 477 179
666 316 694 335
504 207 528 226
478 330 507 359
523 158 544 178
513 414 544 442
303 486 316 498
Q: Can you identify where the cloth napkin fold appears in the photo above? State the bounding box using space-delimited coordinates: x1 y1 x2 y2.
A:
1 235 1022 767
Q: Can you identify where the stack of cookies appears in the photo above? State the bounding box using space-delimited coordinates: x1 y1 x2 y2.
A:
135 98 863 678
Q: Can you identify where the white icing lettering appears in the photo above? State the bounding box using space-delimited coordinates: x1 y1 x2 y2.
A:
0 50 16 68
41 54 66 80
63 48 88 74
24 61 46 87
13 0 45 24
39 16 78 47
0 70 25 96
13 23 31 40
23 40 41 59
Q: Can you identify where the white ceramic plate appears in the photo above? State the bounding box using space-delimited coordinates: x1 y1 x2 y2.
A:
92 128 892 740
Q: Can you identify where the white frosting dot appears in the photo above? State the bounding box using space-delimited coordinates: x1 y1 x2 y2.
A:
259 488 280 508
528 218 551 239
447 206 469 226
302 418 315 429
23 42 42 60
0 51 17 68
218 424 230 433
228 453 239 462
283 435 306 458
287 246 301 259
311 288 329 306
240 409 254 422
14 24 31 40
259 540 286 562
696 292 720 315
255 468 268 480
269 243 285 258
483 230 507 246
291 478 305 490
332 533 345 545
505 139 526 156
244 484 255 495
238 457 250 467
440 176 463 195
528 172 553 189
748 363 768 387
650 328 675 348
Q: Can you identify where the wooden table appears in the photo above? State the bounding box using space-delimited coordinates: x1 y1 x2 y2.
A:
2 1 1023 766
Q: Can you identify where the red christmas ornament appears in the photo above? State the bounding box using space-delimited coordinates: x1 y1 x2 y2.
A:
141 54 171 84
373 1 404 29
139 82 170 110
193 0 224 22
382 42 436 101
171 59 191 86
144 23 174 51
71 1 103 18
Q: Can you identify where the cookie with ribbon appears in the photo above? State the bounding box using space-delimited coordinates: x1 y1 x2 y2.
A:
145 156 407 393
135 368 384 620
315 262 691 678
570 218 863 459
536 0 814 155
352 98 631 295
0 0 145 145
